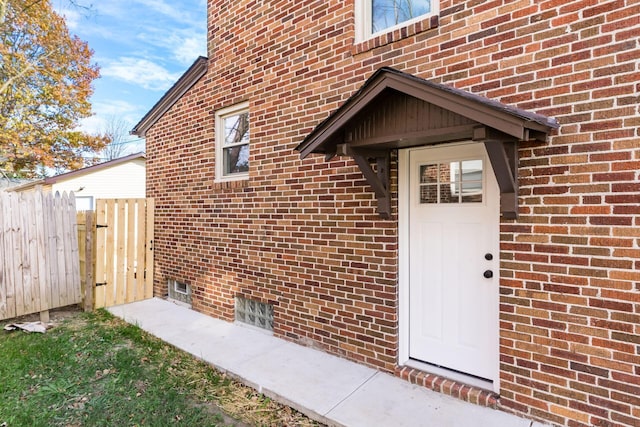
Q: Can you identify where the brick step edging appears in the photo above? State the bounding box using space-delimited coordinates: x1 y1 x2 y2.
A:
395 365 500 408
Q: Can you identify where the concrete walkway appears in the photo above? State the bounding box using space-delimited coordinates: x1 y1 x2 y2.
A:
109 298 547 427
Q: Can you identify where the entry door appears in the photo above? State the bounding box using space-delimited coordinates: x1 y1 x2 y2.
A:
408 143 499 381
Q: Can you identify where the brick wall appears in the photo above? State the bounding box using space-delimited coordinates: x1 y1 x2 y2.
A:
145 1 640 426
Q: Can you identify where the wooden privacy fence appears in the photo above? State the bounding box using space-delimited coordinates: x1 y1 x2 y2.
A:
0 190 81 321
78 198 154 309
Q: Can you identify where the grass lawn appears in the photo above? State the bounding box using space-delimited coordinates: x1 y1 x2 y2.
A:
0 309 318 427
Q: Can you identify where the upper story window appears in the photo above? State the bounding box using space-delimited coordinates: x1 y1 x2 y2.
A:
355 0 438 42
215 102 249 181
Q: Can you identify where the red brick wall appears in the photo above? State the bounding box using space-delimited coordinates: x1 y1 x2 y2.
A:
145 1 640 426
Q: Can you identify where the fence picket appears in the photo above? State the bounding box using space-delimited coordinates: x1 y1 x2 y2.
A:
77 211 95 311
105 200 116 307
125 200 136 302
144 198 154 299
11 193 25 317
23 191 38 314
0 197 5 319
68 196 81 304
115 200 126 305
94 200 107 308
54 193 65 305
1 193 17 319
60 192 75 306
44 192 58 309
34 190 48 313
135 200 146 300
1 193 11 319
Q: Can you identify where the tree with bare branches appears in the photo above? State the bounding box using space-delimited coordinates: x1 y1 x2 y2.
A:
100 116 137 161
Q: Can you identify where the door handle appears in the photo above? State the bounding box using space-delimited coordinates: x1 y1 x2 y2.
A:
483 270 493 279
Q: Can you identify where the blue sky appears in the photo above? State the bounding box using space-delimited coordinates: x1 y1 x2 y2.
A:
53 0 208 155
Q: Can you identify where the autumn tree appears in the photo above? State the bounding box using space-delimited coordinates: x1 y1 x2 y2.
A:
0 0 108 178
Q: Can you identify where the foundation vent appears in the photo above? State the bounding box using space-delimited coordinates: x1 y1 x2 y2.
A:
235 297 273 331
168 279 192 307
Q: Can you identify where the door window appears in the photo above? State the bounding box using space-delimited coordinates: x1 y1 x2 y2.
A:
419 160 483 204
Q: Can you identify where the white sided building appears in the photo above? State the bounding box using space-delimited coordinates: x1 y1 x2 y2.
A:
9 153 146 210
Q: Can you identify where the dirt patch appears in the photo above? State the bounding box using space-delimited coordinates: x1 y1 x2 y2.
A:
195 401 253 427
1 305 84 330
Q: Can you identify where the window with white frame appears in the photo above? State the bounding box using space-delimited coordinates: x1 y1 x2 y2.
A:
418 159 483 204
215 102 250 181
355 0 437 42
75 196 94 211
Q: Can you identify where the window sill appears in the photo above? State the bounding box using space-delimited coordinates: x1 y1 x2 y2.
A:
352 14 439 55
212 177 249 190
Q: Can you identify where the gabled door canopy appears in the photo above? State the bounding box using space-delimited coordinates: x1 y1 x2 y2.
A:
295 67 559 219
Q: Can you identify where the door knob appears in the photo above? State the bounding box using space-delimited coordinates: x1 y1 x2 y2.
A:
483 270 493 279
485 253 493 261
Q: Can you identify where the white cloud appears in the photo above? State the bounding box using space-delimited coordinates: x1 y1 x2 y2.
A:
80 115 106 135
101 57 181 91
133 0 199 25
137 28 207 66
174 36 207 64
57 7 82 30
80 100 140 134
93 100 140 117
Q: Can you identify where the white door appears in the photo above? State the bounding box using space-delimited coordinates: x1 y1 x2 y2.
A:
408 142 499 381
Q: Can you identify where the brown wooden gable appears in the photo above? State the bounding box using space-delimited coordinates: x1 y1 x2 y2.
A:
344 90 477 150
296 67 559 219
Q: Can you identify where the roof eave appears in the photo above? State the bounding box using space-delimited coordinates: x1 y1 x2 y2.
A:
43 152 146 184
6 179 46 192
296 67 560 158
297 72 394 159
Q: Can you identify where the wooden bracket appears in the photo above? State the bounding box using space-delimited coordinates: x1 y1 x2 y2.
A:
473 126 520 218
338 144 391 219
483 138 519 219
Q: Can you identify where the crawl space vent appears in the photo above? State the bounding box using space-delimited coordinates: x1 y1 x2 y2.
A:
168 279 192 307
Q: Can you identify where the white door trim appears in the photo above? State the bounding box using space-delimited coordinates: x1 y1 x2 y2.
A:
398 142 500 393
398 146 411 366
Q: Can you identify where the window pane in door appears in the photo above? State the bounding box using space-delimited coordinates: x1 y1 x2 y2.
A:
461 181 483 203
420 184 438 204
418 158 483 204
461 160 482 182
440 183 457 203
461 160 483 203
420 164 438 184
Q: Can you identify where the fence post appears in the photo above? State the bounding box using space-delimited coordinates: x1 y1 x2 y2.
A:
86 211 95 311
145 198 155 299
77 211 95 311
